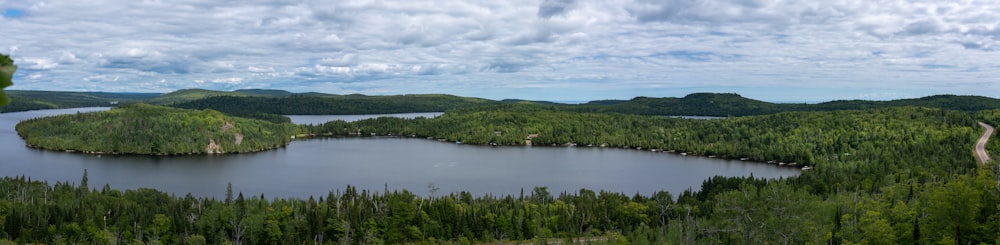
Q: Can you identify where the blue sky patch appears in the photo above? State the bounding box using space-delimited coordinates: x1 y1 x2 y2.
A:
921 64 955 69
3 9 25 18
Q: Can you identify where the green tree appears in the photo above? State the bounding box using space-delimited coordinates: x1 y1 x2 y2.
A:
0 53 15 106
924 175 984 244
859 210 896 245
151 214 173 244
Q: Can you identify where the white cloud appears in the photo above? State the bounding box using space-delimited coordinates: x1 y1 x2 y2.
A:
21 58 58 70
0 0 999 101
210 77 245 85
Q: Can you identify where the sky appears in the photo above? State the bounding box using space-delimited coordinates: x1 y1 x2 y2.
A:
2 0 1000 102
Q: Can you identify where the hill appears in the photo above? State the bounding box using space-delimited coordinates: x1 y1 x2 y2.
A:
15 103 299 155
1 90 160 112
171 93 498 115
6 89 1000 118
232 89 294 96
575 93 1000 116
582 93 781 116
143 89 255 105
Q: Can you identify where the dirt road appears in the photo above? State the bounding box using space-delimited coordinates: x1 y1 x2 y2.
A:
975 122 994 165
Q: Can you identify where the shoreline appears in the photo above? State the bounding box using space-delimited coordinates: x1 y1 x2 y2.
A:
22 142 290 156
21 133 808 170
297 134 811 170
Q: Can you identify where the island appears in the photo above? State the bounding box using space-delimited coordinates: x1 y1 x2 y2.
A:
15 103 299 155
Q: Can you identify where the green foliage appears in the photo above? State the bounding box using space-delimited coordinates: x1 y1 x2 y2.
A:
0 53 15 107
313 105 977 172
0 176 678 244
570 93 1000 117
15 103 299 154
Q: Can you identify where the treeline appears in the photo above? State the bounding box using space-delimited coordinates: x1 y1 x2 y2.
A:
0 168 995 244
15 103 298 155
570 93 1000 116
0 173 695 244
0 90 159 113
8 88 1000 117
167 91 1000 118
170 94 496 115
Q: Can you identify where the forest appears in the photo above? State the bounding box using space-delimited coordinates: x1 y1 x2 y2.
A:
8 88 1000 117
570 93 1000 116
15 104 298 155
169 91 1000 117
6 101 1000 244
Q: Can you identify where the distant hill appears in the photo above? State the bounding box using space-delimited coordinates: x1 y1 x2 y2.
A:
233 89 294 96
144 89 255 105
499 99 561 105
5 89 1000 117
171 93 498 115
575 93 1000 117
569 93 780 116
1 90 160 112
582 99 628 105
582 93 781 116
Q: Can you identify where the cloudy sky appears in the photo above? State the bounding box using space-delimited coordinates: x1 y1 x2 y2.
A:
2 0 999 102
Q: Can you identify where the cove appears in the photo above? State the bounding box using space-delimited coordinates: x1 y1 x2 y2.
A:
1 108 799 199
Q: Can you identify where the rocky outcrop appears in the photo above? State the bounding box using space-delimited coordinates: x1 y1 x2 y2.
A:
206 139 223 154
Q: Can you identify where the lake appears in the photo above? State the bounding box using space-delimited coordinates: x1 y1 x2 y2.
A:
0 108 799 199
286 112 443 125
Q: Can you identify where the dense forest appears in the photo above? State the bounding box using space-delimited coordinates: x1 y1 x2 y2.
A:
8 101 1000 243
168 91 1000 117
15 104 298 155
313 105 987 187
571 92 1000 116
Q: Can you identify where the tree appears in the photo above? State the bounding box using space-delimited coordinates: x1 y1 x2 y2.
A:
151 214 173 244
0 53 15 106
859 210 895 245
924 175 984 244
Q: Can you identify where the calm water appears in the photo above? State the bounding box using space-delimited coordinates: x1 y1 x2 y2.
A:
286 112 443 125
1 108 798 199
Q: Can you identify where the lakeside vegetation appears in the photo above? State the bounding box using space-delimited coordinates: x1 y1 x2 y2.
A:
15 104 297 155
5 91 1000 243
